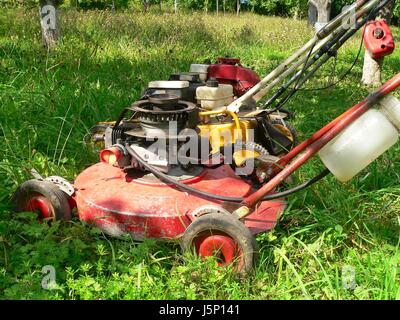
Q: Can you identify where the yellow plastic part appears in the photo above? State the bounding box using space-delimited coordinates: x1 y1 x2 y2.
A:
271 122 294 143
197 112 257 154
232 149 261 167
92 109 292 162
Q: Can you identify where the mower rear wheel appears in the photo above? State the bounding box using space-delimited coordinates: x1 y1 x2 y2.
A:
13 179 71 222
181 212 257 274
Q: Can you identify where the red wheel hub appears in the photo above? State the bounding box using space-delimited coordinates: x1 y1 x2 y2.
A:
26 194 54 220
198 235 238 266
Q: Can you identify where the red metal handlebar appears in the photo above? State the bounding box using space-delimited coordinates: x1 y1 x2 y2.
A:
241 72 400 210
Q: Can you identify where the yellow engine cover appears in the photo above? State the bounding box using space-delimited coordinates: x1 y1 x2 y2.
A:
197 119 257 154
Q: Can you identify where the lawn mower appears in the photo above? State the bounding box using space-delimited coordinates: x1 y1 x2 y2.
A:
86 0 395 163
13 0 399 273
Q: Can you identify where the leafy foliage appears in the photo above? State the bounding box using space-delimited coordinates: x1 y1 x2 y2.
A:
2 0 400 23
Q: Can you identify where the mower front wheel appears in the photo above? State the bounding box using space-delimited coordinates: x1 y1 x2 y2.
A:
13 179 72 222
181 212 257 274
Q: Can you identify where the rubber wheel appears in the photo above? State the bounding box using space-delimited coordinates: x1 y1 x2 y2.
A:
181 212 257 274
270 119 298 152
13 179 71 222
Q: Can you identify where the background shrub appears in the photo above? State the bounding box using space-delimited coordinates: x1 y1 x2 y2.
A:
1 0 398 23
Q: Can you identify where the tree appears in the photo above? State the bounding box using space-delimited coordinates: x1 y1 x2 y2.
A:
143 0 150 12
39 0 60 49
309 0 332 29
361 1 396 86
308 1 318 26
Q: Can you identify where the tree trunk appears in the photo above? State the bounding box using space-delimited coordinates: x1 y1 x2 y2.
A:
308 2 318 26
216 0 218 15
309 0 332 24
362 52 384 86
39 0 60 50
143 0 149 12
174 0 177 13
361 1 395 86
237 0 240 16
223 0 225 15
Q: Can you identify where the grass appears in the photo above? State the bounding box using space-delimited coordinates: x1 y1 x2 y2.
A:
0 8 399 300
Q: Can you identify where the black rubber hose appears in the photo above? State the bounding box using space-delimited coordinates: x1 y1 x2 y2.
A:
125 144 330 203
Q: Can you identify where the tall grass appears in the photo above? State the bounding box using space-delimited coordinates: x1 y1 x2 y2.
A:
0 9 399 299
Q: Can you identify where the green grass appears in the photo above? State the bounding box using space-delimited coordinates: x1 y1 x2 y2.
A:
0 8 399 300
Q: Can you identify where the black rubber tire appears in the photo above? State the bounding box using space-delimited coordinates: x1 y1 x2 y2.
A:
181 212 257 274
270 119 299 151
13 179 71 221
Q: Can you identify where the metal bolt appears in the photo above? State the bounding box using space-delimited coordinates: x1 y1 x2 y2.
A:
373 28 384 39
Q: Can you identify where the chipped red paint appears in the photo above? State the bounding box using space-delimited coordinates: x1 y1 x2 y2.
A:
73 162 286 240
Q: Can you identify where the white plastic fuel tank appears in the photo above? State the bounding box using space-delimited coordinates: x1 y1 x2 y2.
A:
189 64 209 82
196 78 234 110
318 95 400 182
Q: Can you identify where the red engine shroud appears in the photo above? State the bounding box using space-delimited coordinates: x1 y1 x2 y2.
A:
73 162 286 240
363 20 395 59
207 57 261 97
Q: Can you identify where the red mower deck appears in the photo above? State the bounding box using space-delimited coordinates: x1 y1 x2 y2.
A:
73 162 286 240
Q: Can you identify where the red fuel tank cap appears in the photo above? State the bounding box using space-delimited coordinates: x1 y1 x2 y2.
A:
363 20 395 59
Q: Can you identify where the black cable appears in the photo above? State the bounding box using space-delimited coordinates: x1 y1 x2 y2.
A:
261 42 317 113
125 144 330 203
299 0 395 91
261 0 394 108
299 24 365 91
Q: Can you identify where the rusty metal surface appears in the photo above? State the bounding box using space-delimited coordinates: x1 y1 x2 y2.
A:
73 163 286 240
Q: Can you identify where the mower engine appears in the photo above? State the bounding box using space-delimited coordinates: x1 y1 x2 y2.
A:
207 57 261 97
88 59 297 180
101 93 204 174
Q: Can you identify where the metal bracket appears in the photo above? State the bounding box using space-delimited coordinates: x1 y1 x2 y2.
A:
46 176 75 196
190 205 231 219
30 168 75 196
30 168 44 180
